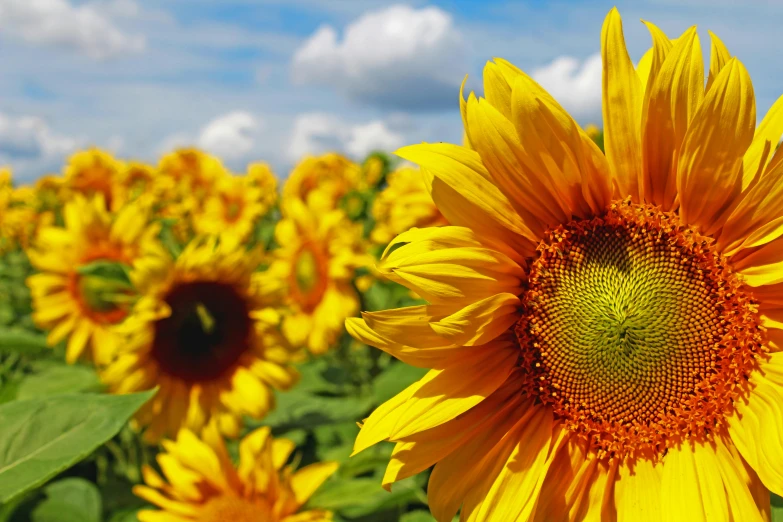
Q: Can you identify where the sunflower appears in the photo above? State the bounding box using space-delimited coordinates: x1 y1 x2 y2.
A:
27 196 165 364
246 161 279 209
347 9 783 520
370 167 447 245
134 423 337 522
193 172 274 245
63 148 127 211
101 236 299 442
267 199 367 355
283 153 359 213
157 148 226 209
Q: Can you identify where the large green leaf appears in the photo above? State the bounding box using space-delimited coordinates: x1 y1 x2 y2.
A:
31 478 102 522
308 475 425 518
16 362 102 400
0 389 156 503
0 329 48 355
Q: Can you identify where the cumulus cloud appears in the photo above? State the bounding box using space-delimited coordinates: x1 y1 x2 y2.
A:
287 113 405 161
159 111 260 163
197 111 259 160
0 112 80 179
291 4 467 110
0 0 145 59
532 53 602 122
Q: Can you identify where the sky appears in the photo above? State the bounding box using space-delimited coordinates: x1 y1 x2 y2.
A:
1 0 781 181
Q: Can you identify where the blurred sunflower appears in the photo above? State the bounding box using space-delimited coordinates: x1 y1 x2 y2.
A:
193 172 274 245
348 9 783 520
134 424 337 522
122 161 157 205
157 148 226 209
370 167 447 245
283 153 359 213
27 196 165 364
267 199 367 355
102 236 298 442
246 161 279 209
63 148 126 211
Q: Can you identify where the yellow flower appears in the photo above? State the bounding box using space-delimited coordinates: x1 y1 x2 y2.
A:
193 172 274 245
370 167 447 245
347 9 783 520
246 161 279 209
283 153 359 213
27 196 165 364
134 423 337 522
360 154 386 190
102 236 299 442
268 199 367 355
63 148 127 211
157 148 227 209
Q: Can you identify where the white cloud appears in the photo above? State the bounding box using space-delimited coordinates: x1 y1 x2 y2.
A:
0 0 145 60
291 4 467 110
197 111 259 160
532 53 602 122
287 113 405 161
159 111 260 163
0 112 80 179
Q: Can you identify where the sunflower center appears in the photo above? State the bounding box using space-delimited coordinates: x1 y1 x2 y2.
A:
198 495 272 522
151 281 252 382
516 201 763 459
291 245 328 312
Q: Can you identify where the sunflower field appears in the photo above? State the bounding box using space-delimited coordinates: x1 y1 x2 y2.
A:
4 6 783 522
0 143 457 521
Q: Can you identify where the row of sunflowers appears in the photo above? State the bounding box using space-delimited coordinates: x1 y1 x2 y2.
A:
0 146 454 521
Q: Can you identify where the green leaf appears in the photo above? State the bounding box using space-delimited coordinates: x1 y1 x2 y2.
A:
372 362 427 404
262 390 373 432
17 362 102 400
400 512 438 522
0 389 157 503
0 329 49 355
107 510 140 522
772 493 783 522
31 478 102 522
308 476 425 518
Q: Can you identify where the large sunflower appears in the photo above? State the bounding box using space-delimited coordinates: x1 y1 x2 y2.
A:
347 9 783 521
134 423 337 522
102 236 299 442
267 199 367 355
370 166 447 245
27 196 165 364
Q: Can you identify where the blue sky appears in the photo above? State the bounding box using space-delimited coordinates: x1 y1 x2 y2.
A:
1 0 781 180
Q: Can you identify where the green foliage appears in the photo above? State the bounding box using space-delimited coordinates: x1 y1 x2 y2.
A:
31 479 102 522
773 493 783 522
0 389 156 504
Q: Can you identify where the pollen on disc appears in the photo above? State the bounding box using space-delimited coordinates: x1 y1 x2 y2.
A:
516 201 764 459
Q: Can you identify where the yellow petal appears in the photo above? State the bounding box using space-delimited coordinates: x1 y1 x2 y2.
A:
677 58 755 232
719 159 783 253
382 371 525 490
642 26 702 209
728 351 783 496
661 442 727 522
735 237 783 287
388 338 518 439
743 93 783 188
429 293 520 346
65 320 93 364
601 7 643 201
460 406 559 522
615 457 663 521
706 30 731 92
427 400 540 522
289 461 339 506
395 143 537 256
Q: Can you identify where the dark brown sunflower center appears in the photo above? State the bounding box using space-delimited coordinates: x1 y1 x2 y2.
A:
516 201 763 459
151 281 251 382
